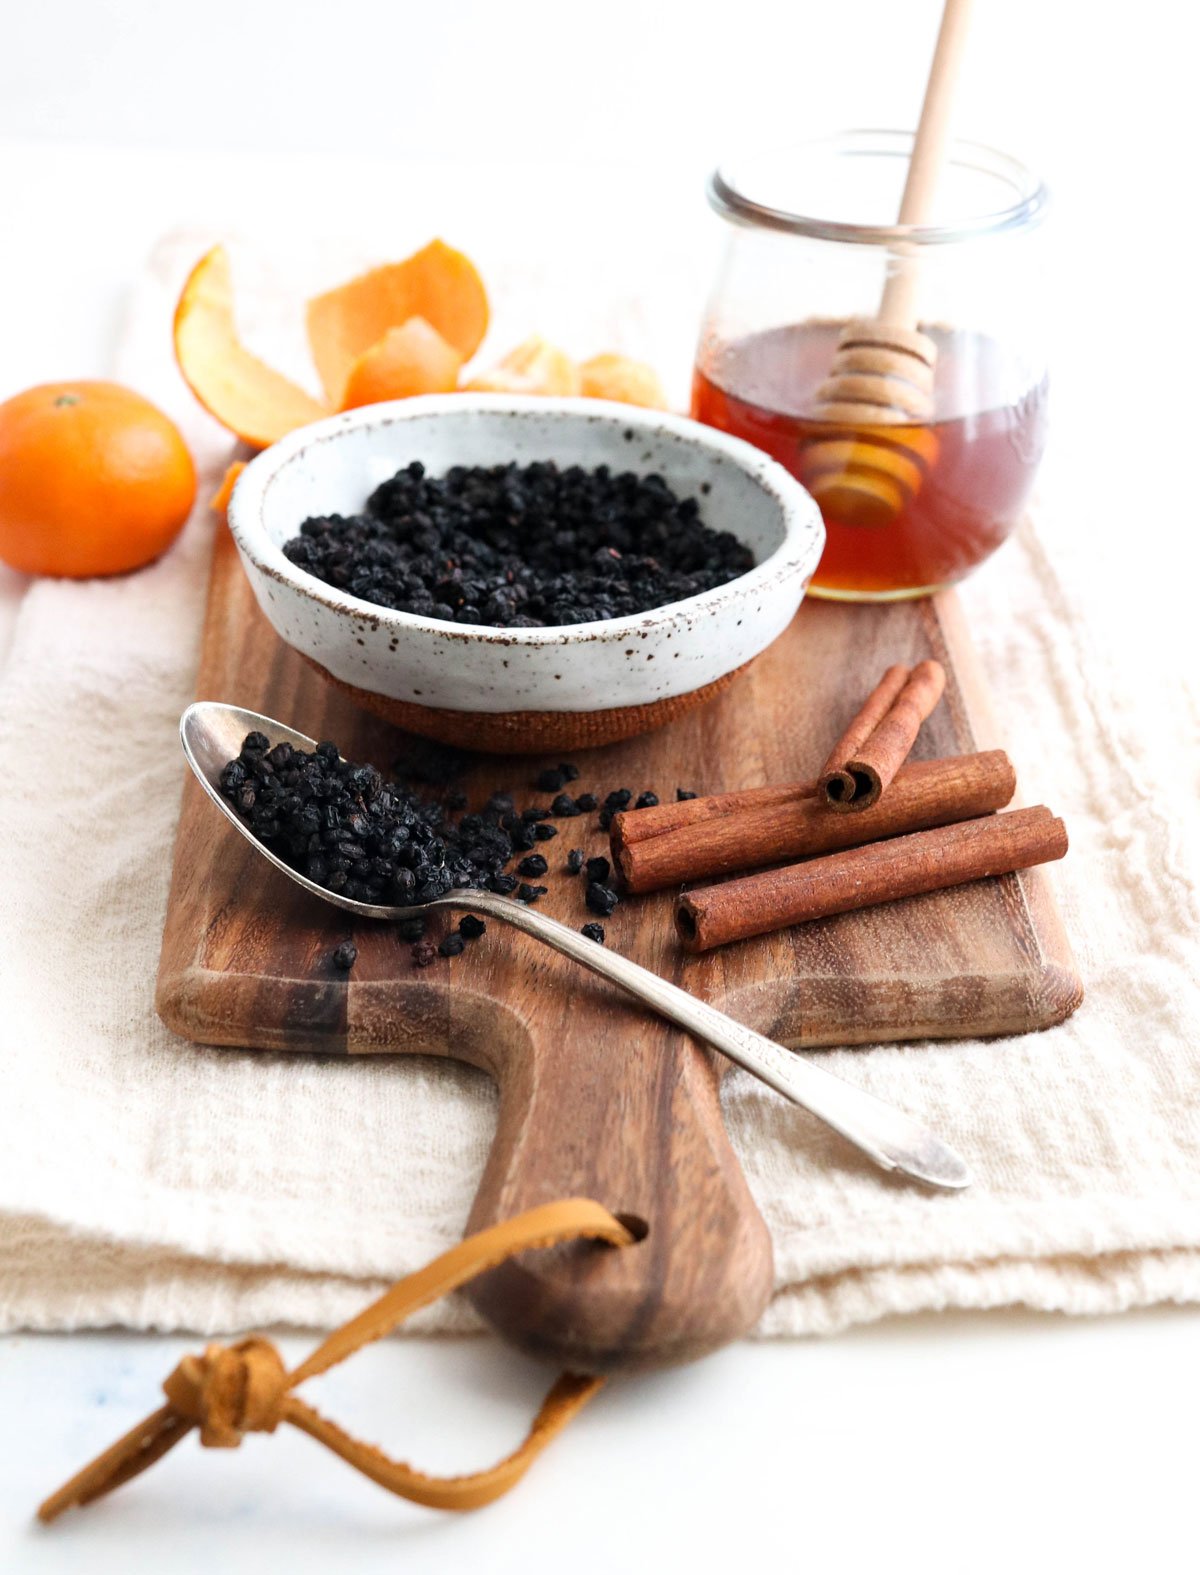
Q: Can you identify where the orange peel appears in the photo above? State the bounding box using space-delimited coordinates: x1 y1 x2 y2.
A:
210 460 247 520
173 246 329 451
339 317 463 411
307 240 489 405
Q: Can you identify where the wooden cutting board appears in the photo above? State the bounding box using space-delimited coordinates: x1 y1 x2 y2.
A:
157 525 1080 1373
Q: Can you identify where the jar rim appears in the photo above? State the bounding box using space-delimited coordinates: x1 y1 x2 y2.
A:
708 130 1048 246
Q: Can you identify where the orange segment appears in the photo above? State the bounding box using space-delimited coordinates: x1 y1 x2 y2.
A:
174 246 328 450
306 240 489 404
210 460 247 519
579 353 667 409
339 318 464 411
463 336 581 397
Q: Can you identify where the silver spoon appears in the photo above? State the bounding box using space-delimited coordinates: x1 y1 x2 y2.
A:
181 701 972 1192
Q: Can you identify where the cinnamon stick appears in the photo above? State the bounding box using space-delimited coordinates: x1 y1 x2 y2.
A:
818 663 911 807
676 806 1068 953
611 780 818 849
612 660 945 850
820 659 946 812
614 750 1015 894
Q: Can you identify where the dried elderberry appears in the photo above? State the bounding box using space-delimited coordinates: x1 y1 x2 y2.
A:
581 923 606 944
586 883 619 918
458 915 486 939
438 933 466 958
331 941 358 971
281 460 754 629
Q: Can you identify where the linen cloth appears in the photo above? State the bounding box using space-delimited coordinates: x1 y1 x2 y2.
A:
1 233 1197 1338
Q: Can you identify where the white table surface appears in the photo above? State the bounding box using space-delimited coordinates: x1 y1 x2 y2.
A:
4 4 1199 1562
6 1308 1198 1573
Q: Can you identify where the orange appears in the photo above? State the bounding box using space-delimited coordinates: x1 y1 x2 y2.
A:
579 353 667 409
339 317 463 410
0 381 197 578
463 336 581 397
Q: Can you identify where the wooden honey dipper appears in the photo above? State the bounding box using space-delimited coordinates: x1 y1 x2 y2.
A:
800 0 973 530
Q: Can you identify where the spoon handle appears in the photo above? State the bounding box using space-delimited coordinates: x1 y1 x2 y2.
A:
435 892 971 1192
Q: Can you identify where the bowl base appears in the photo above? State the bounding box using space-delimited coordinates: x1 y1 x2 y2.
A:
300 655 752 753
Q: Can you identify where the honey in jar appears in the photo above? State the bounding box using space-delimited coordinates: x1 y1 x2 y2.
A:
697 132 1049 598
692 319 1047 598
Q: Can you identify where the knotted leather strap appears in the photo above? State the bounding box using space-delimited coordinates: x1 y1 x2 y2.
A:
39 1198 633 1523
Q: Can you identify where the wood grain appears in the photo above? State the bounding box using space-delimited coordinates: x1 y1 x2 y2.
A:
157 526 1080 1373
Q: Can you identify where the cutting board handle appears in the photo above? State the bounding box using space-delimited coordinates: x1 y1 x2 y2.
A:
463 990 774 1374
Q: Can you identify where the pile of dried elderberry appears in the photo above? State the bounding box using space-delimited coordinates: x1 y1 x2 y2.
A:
282 459 753 627
218 731 697 968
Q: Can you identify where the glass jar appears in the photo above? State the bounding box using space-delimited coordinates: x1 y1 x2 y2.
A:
692 131 1049 600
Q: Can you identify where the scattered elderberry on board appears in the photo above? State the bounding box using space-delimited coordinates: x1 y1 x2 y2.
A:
586 883 620 918
281 460 754 627
536 764 579 792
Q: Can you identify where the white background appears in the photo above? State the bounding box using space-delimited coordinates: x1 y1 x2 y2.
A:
2 3 1197 1572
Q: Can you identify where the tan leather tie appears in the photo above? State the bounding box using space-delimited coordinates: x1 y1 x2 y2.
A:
39 1198 634 1523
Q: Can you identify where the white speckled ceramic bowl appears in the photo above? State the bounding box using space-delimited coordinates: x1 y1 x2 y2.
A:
228 395 824 752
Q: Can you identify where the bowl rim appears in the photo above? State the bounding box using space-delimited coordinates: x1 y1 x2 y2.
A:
227 393 824 644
